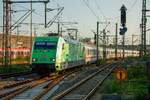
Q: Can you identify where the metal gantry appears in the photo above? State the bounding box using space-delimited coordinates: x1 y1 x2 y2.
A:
140 0 147 56
140 0 150 56
3 0 12 67
115 23 118 60
96 22 99 63
2 0 50 67
96 21 110 62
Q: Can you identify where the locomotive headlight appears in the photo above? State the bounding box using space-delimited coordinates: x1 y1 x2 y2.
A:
32 58 36 62
52 58 55 62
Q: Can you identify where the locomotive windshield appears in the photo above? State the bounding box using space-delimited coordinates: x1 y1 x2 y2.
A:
34 42 56 49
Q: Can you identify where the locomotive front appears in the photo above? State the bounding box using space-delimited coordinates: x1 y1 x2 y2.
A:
31 37 58 74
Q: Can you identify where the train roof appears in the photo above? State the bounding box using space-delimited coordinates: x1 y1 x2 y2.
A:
64 37 80 45
34 36 82 45
34 36 59 42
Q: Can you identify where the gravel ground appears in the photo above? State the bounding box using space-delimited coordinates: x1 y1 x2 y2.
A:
42 67 111 100
12 81 51 100
0 64 103 100
44 65 100 99
59 68 110 100
90 73 117 100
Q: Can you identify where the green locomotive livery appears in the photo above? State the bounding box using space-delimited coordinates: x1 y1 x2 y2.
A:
31 36 86 73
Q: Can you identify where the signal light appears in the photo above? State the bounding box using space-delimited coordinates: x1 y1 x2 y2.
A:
120 5 127 27
119 27 127 35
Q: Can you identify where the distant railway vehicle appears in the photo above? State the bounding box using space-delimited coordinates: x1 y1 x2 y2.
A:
31 35 139 74
0 48 30 59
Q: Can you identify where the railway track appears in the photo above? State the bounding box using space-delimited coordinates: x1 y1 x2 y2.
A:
0 70 78 100
0 73 56 99
0 63 118 99
0 71 32 79
33 71 77 100
52 62 119 100
0 63 98 99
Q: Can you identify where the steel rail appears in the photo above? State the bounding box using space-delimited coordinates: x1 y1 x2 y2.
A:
34 73 69 100
83 64 119 100
2 79 48 99
0 64 97 99
1 74 58 99
34 69 84 100
0 71 32 79
0 79 33 90
52 63 115 100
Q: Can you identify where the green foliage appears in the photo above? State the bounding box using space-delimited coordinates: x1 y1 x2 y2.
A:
0 65 31 74
0 57 30 63
140 55 150 62
97 59 106 65
103 57 148 99
0 57 30 74
125 83 148 100
128 66 146 80
123 57 140 66
103 80 122 93
103 79 148 99
12 57 30 62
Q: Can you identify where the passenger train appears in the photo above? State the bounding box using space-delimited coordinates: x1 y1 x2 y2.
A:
31 35 139 74
0 48 30 59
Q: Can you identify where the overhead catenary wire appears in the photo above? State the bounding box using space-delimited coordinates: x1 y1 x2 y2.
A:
93 0 138 22
82 0 101 21
51 0 78 35
15 3 44 17
127 0 138 13
94 0 107 20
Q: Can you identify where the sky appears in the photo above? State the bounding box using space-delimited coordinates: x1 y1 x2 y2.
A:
0 0 150 44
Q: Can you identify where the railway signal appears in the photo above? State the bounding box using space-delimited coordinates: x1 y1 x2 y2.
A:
120 5 127 35
120 5 127 27
120 5 127 59
115 67 128 81
119 27 127 35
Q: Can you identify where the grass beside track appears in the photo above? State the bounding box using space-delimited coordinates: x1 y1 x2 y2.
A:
0 57 30 62
0 65 31 74
101 56 149 100
0 57 30 74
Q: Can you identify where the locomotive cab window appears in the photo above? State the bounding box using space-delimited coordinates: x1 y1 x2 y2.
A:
34 42 57 50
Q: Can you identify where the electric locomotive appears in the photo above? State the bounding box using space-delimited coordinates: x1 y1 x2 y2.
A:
31 35 85 74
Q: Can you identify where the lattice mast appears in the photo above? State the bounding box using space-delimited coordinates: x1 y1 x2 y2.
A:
140 0 147 56
2 0 12 67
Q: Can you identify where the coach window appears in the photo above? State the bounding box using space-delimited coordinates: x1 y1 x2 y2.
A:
18 52 20 55
21 52 23 55
11 51 14 55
